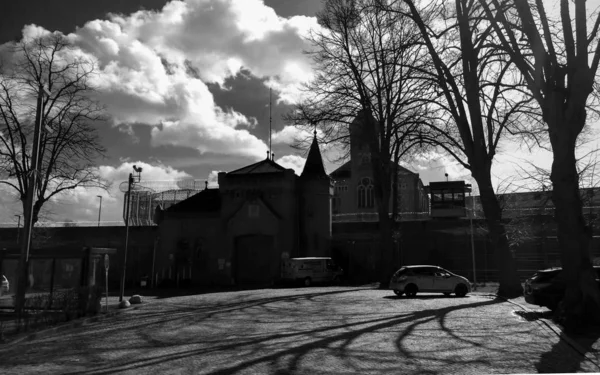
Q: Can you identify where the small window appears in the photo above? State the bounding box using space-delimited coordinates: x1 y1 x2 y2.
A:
358 177 374 208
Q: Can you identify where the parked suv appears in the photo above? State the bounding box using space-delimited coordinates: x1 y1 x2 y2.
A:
523 266 600 311
389 265 471 297
1 275 9 296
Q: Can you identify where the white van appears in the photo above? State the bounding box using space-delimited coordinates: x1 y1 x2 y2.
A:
281 257 343 286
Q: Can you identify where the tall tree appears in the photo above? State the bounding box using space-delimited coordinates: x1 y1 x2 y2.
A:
380 0 544 297
479 0 600 330
287 0 432 285
0 34 108 312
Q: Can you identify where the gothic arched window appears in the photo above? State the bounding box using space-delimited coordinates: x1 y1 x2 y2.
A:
358 177 374 208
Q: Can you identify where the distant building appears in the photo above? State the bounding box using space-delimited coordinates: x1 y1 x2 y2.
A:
329 111 429 222
154 132 333 285
465 187 600 219
426 180 474 218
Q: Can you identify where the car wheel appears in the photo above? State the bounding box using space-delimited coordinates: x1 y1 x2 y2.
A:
455 283 468 297
304 277 312 287
404 284 418 297
393 289 403 296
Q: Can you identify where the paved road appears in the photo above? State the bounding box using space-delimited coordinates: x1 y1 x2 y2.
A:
0 286 597 374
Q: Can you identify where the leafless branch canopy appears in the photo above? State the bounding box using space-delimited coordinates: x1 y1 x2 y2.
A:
0 33 108 223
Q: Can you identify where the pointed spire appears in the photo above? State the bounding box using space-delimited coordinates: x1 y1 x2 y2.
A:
300 130 328 179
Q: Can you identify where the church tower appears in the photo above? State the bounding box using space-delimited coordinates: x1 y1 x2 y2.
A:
298 131 334 257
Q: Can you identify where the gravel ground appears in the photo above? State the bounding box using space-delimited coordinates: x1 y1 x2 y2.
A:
0 286 598 374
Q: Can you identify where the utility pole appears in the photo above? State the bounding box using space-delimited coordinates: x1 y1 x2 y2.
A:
466 184 477 288
15 83 50 313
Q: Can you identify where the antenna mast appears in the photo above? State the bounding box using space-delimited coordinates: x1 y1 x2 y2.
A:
269 87 272 155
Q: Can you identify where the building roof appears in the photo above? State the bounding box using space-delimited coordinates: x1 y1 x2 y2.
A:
330 161 351 179
166 188 221 213
329 160 418 180
228 154 287 175
300 132 329 179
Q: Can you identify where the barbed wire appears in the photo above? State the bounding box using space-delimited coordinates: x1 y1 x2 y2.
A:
0 221 126 228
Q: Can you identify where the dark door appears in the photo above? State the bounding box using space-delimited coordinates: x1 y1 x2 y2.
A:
234 235 276 284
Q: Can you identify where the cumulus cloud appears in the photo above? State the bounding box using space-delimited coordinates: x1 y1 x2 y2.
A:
5 0 319 162
410 150 471 184
275 154 306 175
207 170 222 187
47 162 191 223
271 125 322 146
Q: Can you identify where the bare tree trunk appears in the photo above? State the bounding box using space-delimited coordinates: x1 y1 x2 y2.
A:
549 111 600 330
474 168 522 298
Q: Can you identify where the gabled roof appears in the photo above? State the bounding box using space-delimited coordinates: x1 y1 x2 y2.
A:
330 161 351 179
329 160 418 179
228 155 287 175
300 132 329 179
166 188 221 213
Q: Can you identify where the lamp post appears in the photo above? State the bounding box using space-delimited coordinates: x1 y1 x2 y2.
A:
96 195 103 227
15 215 21 244
466 183 477 288
119 165 142 302
15 83 51 313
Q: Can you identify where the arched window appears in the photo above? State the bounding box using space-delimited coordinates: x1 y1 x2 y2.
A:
358 177 374 208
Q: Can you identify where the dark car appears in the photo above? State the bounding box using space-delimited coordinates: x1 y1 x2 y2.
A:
523 266 600 311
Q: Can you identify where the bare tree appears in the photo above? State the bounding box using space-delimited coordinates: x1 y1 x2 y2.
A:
479 0 600 329
286 0 432 285
378 0 545 297
0 34 108 312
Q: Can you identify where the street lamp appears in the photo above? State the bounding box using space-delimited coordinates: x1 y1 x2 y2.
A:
15 215 21 244
465 183 477 288
96 195 103 227
119 165 142 302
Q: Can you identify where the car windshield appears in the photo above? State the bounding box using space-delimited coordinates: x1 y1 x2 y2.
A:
531 270 561 283
393 268 407 277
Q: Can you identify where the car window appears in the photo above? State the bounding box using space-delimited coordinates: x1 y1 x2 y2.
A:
415 267 436 276
534 270 561 283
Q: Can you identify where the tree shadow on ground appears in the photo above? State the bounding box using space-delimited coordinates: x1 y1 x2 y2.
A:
383 294 470 300
70 296 505 374
536 321 600 373
0 291 569 374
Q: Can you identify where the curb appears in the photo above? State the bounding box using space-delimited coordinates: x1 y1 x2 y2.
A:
0 305 141 347
500 297 600 371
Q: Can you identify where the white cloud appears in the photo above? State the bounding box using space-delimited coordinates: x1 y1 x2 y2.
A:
408 150 471 185
275 154 306 175
4 1 320 163
272 125 322 146
207 170 222 187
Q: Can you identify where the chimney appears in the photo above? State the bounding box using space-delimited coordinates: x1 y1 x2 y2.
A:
205 181 208 189
271 153 275 161
266 150 270 159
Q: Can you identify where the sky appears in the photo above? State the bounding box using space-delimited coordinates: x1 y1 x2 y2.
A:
0 0 590 226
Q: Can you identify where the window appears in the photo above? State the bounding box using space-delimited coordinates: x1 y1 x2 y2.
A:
357 177 374 208
360 152 371 165
332 196 341 214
